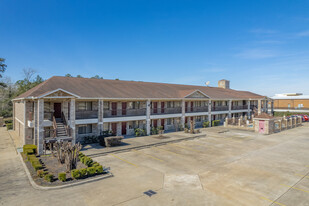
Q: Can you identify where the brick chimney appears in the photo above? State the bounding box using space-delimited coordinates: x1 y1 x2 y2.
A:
218 79 230 89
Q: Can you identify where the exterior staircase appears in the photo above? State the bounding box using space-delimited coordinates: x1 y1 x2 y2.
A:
55 118 68 138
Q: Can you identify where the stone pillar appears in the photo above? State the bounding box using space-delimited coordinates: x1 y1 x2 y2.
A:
263 100 267 113
228 100 232 118
146 99 151 135
247 100 251 117
258 99 262 115
181 99 185 128
70 99 76 144
98 99 103 136
208 100 212 127
37 99 44 154
116 122 121 136
33 101 38 145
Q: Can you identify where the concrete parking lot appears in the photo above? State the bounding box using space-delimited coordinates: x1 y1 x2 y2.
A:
1 124 309 206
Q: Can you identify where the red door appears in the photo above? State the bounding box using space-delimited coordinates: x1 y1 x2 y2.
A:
121 122 126 135
153 120 157 128
185 102 188 112
190 102 193 112
111 123 117 135
153 102 158 114
122 102 127 115
161 102 165 113
111 102 117 116
161 119 165 129
259 121 265 134
54 103 62 118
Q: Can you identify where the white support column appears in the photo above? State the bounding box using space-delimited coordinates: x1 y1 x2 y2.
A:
146 99 151 135
181 99 185 128
247 100 251 117
98 99 103 135
263 100 267 113
37 99 44 154
258 99 262 115
70 99 76 144
208 100 212 127
228 100 232 118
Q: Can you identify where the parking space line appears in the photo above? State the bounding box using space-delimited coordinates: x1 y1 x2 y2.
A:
281 183 309 194
132 149 165 162
260 196 286 206
110 153 138 167
169 144 202 153
153 146 182 156
295 174 309 179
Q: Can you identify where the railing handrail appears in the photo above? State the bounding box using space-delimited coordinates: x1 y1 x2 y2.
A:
52 116 57 138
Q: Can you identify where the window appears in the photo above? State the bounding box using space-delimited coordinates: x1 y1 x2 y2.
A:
78 124 92 134
167 118 173 125
195 116 201 122
288 104 290 108
78 102 92 111
103 102 109 110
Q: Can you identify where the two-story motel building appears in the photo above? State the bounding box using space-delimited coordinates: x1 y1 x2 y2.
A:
12 76 266 154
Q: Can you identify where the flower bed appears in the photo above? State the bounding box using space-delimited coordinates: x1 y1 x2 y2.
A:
21 144 109 186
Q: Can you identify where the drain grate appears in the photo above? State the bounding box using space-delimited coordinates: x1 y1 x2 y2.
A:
143 190 157 197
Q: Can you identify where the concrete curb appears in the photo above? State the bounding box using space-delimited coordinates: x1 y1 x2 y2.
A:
18 153 113 190
87 134 205 158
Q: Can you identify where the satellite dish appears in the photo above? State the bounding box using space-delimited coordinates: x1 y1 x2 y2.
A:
205 81 210 86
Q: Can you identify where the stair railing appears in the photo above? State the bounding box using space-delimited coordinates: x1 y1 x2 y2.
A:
61 112 71 137
52 116 57 138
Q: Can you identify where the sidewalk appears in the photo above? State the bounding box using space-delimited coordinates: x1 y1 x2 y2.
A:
82 130 207 157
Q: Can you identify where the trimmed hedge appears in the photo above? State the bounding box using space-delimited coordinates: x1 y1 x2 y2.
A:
23 144 37 155
87 167 96 176
44 174 54 182
58 172 66 182
95 165 104 174
80 168 87 178
6 123 13 130
203 121 210 128
212 120 220 126
71 169 81 179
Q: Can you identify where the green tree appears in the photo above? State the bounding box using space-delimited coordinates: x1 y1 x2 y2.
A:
76 75 83 78
0 58 7 78
14 69 44 97
65 74 73 77
91 75 103 79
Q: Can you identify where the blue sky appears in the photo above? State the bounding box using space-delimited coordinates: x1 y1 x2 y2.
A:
1 0 309 96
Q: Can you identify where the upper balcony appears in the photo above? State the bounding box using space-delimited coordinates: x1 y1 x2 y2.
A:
232 105 248 110
185 106 208 113
151 107 182 115
76 110 98 119
212 106 229 111
104 108 146 118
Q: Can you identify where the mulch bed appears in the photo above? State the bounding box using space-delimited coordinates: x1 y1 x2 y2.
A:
22 154 107 186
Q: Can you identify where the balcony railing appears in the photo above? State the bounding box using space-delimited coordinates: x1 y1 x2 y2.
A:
212 106 229 111
185 106 208 113
104 108 146 118
232 105 248 110
151 107 182 115
274 107 309 110
76 110 98 119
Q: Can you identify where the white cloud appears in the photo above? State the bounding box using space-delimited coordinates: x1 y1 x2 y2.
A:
249 29 277 34
297 30 309 37
236 49 279 59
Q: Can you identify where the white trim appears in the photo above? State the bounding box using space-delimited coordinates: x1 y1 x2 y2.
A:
37 88 80 99
15 117 25 126
184 90 210 98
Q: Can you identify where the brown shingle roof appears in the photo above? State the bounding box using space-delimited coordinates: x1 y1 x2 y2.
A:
15 76 265 100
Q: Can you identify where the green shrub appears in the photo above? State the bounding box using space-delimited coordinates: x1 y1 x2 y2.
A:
92 162 99 167
203 121 210 128
37 170 45 178
95 165 104 174
84 157 93 167
31 160 40 166
71 169 81 179
79 168 87 178
212 120 220 126
23 144 37 154
134 128 146 137
80 156 85 162
44 174 54 182
87 167 96 176
151 127 158 135
6 123 13 130
33 164 43 171
58 172 66 182
27 154 36 161
24 148 34 155
5 119 13 124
